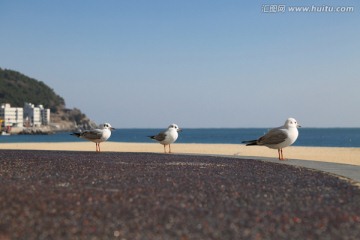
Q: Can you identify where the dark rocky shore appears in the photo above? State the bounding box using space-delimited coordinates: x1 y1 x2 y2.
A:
0 150 359 240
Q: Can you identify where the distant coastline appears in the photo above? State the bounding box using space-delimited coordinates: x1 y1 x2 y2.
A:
8 121 95 135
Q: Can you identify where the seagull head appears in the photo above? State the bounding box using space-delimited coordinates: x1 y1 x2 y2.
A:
168 124 182 132
101 123 115 131
284 118 301 128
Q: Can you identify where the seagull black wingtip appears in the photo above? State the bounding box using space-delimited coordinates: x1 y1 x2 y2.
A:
70 132 81 137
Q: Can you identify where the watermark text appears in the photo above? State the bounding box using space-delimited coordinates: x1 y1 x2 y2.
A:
262 5 354 13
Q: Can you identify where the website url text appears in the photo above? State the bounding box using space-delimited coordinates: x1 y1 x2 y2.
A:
262 5 354 13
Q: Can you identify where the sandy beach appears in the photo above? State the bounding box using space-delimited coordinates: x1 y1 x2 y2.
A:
1 142 359 166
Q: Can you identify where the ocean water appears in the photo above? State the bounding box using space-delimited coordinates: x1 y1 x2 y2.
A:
0 128 359 148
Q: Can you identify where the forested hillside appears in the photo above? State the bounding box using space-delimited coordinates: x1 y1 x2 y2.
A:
0 68 95 130
0 68 65 112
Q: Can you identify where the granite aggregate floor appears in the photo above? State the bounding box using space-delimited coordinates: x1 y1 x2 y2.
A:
0 150 359 240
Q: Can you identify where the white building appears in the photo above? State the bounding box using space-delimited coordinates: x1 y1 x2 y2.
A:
0 102 51 128
24 103 50 127
39 104 50 125
0 103 24 128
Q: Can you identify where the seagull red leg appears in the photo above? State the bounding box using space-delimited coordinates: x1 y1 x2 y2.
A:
279 149 286 161
278 149 281 160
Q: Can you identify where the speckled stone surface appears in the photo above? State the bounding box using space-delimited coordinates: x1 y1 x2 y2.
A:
0 150 359 239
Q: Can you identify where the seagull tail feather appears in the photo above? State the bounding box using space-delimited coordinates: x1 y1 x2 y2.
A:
242 140 258 146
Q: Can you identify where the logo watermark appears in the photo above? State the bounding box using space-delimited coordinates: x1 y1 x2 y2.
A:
262 4 354 13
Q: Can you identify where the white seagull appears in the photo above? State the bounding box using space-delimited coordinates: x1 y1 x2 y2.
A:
71 123 115 152
242 118 301 160
149 124 182 153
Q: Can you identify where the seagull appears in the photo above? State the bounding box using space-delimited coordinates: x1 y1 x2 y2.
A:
149 124 182 153
71 123 115 152
242 118 301 160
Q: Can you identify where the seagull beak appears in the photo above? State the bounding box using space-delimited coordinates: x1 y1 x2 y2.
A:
111 127 116 131
178 128 182 132
297 124 301 128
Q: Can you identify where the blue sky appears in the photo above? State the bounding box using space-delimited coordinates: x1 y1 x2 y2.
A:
1 0 359 128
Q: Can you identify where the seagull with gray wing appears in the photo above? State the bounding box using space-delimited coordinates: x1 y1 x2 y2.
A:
149 124 182 153
242 118 301 160
71 123 115 152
